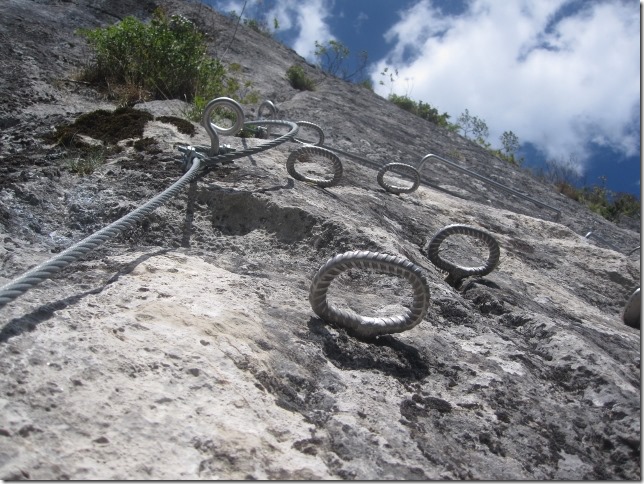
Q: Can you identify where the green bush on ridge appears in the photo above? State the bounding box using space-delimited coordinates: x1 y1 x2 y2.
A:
77 8 258 117
286 65 315 91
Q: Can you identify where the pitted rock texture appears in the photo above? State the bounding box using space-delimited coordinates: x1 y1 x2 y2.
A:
0 0 640 480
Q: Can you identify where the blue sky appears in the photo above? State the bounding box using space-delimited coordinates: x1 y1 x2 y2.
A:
204 0 641 199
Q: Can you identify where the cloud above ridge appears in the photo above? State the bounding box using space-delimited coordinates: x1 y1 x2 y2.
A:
370 0 640 167
209 0 335 61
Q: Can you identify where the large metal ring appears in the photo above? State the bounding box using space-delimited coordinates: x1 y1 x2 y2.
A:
294 121 325 146
286 145 343 188
202 97 245 155
623 288 640 329
377 163 421 194
309 251 431 337
426 224 500 281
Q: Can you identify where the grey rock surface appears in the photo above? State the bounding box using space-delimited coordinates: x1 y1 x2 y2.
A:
0 0 640 480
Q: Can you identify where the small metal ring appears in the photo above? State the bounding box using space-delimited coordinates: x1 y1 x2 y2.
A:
623 288 640 329
426 224 500 281
257 100 277 120
309 251 431 337
286 145 343 188
294 121 325 146
202 97 245 155
377 163 421 194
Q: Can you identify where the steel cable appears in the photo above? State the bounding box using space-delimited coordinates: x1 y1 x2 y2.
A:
0 158 202 309
0 119 299 310
179 119 299 169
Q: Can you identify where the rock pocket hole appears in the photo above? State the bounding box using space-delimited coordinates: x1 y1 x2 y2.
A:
207 191 318 243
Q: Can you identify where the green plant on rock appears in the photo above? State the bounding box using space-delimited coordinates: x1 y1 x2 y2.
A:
314 39 368 83
457 109 490 145
287 64 315 91
388 93 455 129
77 7 257 117
64 147 107 176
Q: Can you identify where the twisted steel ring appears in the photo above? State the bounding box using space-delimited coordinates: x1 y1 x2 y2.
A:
294 121 325 146
286 145 343 188
377 163 421 194
426 224 500 282
309 251 431 337
202 97 245 155
622 288 640 329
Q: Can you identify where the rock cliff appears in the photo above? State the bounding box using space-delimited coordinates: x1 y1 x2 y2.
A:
0 0 640 479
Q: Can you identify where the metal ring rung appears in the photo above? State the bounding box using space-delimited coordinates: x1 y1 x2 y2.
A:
287 145 343 188
377 163 421 194
426 224 500 281
294 121 325 146
623 288 641 329
309 250 431 337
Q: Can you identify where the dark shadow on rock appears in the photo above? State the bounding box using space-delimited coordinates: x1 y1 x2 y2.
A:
241 137 258 166
181 179 198 248
0 248 171 343
309 184 340 200
307 316 430 380
255 177 294 193
461 278 501 290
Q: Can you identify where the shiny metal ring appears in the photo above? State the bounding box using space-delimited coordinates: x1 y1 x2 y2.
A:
258 99 277 119
286 145 343 188
202 97 245 155
309 251 431 337
377 163 421 194
426 224 500 281
623 288 640 329
294 121 325 146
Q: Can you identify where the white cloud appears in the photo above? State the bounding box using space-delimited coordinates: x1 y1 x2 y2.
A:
209 0 335 61
354 11 369 32
370 0 640 168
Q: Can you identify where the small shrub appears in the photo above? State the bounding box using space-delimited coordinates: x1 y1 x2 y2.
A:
64 148 107 175
78 9 227 102
359 78 374 91
77 7 259 119
314 39 368 82
287 65 315 91
388 94 454 129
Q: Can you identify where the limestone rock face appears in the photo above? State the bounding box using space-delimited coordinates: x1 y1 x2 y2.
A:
0 0 640 480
